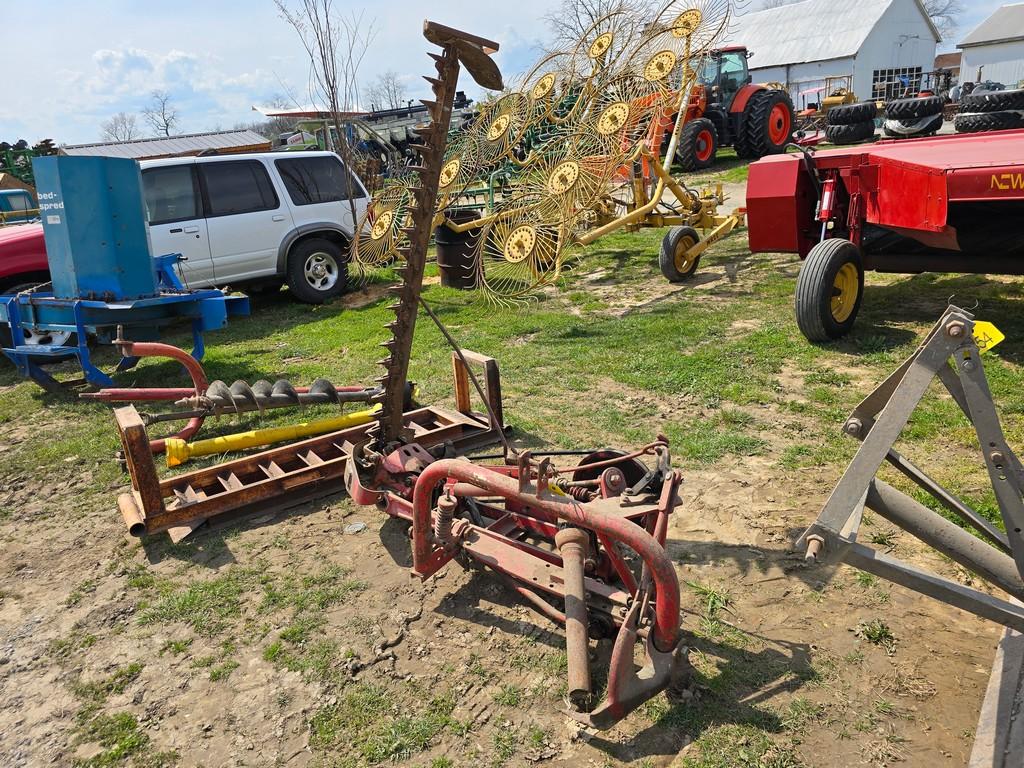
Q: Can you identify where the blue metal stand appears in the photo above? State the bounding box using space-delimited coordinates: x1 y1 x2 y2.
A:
1 255 248 389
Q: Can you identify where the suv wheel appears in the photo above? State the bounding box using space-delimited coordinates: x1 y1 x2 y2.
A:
286 238 349 304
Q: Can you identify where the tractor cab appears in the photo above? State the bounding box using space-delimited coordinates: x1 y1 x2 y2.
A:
699 47 753 109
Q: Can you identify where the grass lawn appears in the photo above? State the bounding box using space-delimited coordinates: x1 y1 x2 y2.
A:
2 212 1021 767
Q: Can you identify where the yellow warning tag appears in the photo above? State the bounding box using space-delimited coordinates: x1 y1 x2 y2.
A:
973 321 1005 353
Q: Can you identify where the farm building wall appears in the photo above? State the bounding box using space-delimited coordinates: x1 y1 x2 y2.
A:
961 41 1024 88
746 0 938 105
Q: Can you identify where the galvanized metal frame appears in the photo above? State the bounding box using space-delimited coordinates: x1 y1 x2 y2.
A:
800 306 1024 632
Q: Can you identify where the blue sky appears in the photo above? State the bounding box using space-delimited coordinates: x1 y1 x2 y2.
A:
0 0 1011 145
1 0 549 145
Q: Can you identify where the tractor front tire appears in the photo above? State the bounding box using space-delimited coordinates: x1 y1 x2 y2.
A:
955 110 1024 133
825 121 876 145
885 96 944 120
827 101 878 125
676 118 718 172
960 88 1024 113
795 239 864 342
737 89 795 159
659 226 702 283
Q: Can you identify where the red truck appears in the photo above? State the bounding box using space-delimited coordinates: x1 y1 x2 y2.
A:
0 223 48 295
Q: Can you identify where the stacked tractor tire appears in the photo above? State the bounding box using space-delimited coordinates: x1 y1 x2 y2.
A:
825 102 877 145
883 96 944 138
955 89 1024 133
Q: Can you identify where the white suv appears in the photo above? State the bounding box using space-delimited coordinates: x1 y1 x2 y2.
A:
140 151 368 303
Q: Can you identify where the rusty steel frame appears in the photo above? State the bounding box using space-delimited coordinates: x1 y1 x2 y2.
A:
345 444 687 728
114 351 506 541
801 306 1024 632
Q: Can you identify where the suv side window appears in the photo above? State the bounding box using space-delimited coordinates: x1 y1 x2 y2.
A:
200 160 279 217
275 156 361 206
142 165 200 224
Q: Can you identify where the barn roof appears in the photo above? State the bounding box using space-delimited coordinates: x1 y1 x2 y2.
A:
61 130 270 160
958 3 1024 48
725 0 941 70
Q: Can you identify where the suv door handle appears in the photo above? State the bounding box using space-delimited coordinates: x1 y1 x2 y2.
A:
183 226 200 233
272 214 286 222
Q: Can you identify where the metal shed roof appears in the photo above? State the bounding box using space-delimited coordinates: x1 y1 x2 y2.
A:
61 129 270 160
725 0 941 70
958 3 1024 48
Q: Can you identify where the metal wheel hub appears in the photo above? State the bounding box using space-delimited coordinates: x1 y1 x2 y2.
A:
304 252 339 291
674 236 697 272
830 263 859 322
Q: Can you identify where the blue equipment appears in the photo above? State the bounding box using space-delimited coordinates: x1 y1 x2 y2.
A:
0 156 248 389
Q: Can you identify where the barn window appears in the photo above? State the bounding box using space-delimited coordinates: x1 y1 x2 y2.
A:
871 67 923 100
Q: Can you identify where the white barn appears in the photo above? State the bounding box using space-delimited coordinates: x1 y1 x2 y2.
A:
958 4 1024 88
725 0 941 107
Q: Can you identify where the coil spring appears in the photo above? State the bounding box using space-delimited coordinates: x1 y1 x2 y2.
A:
567 485 594 503
434 495 457 544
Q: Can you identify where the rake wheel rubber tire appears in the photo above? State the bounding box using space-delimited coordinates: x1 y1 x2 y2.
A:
883 113 944 138
827 101 878 125
736 89 795 159
955 110 1024 134
885 96 944 120
825 120 876 144
659 226 702 283
795 239 864 342
286 237 349 304
676 118 718 171
960 88 1024 113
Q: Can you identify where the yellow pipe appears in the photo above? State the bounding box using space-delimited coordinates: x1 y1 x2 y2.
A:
165 405 381 468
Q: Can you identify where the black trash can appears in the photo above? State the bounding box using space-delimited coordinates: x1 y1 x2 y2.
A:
434 209 481 290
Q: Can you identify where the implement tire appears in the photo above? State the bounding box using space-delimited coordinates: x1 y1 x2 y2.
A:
676 118 718 171
795 239 864 342
827 101 878 125
825 121 876 144
736 89 794 159
885 96 943 120
960 88 1024 113
955 110 1024 133
659 226 702 283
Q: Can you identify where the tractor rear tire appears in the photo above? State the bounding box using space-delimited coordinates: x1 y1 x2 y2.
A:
955 110 1024 133
736 89 795 159
827 102 878 125
960 88 1024 113
659 226 702 283
825 121 876 144
885 96 944 120
795 239 864 342
883 113 944 138
676 118 718 171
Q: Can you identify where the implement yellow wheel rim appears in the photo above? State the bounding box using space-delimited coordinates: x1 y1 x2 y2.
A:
674 235 698 274
831 263 860 322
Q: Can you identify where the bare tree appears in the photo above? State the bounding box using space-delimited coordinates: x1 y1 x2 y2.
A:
276 0 377 221
922 0 963 37
143 90 180 137
100 112 141 142
364 71 408 111
544 0 653 50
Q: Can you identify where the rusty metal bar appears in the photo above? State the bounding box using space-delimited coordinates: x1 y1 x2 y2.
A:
556 526 592 708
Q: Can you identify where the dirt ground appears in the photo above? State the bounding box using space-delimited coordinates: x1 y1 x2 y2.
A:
0 246 1009 768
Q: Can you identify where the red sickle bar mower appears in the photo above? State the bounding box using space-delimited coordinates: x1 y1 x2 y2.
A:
106 20 692 727
346 441 687 727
